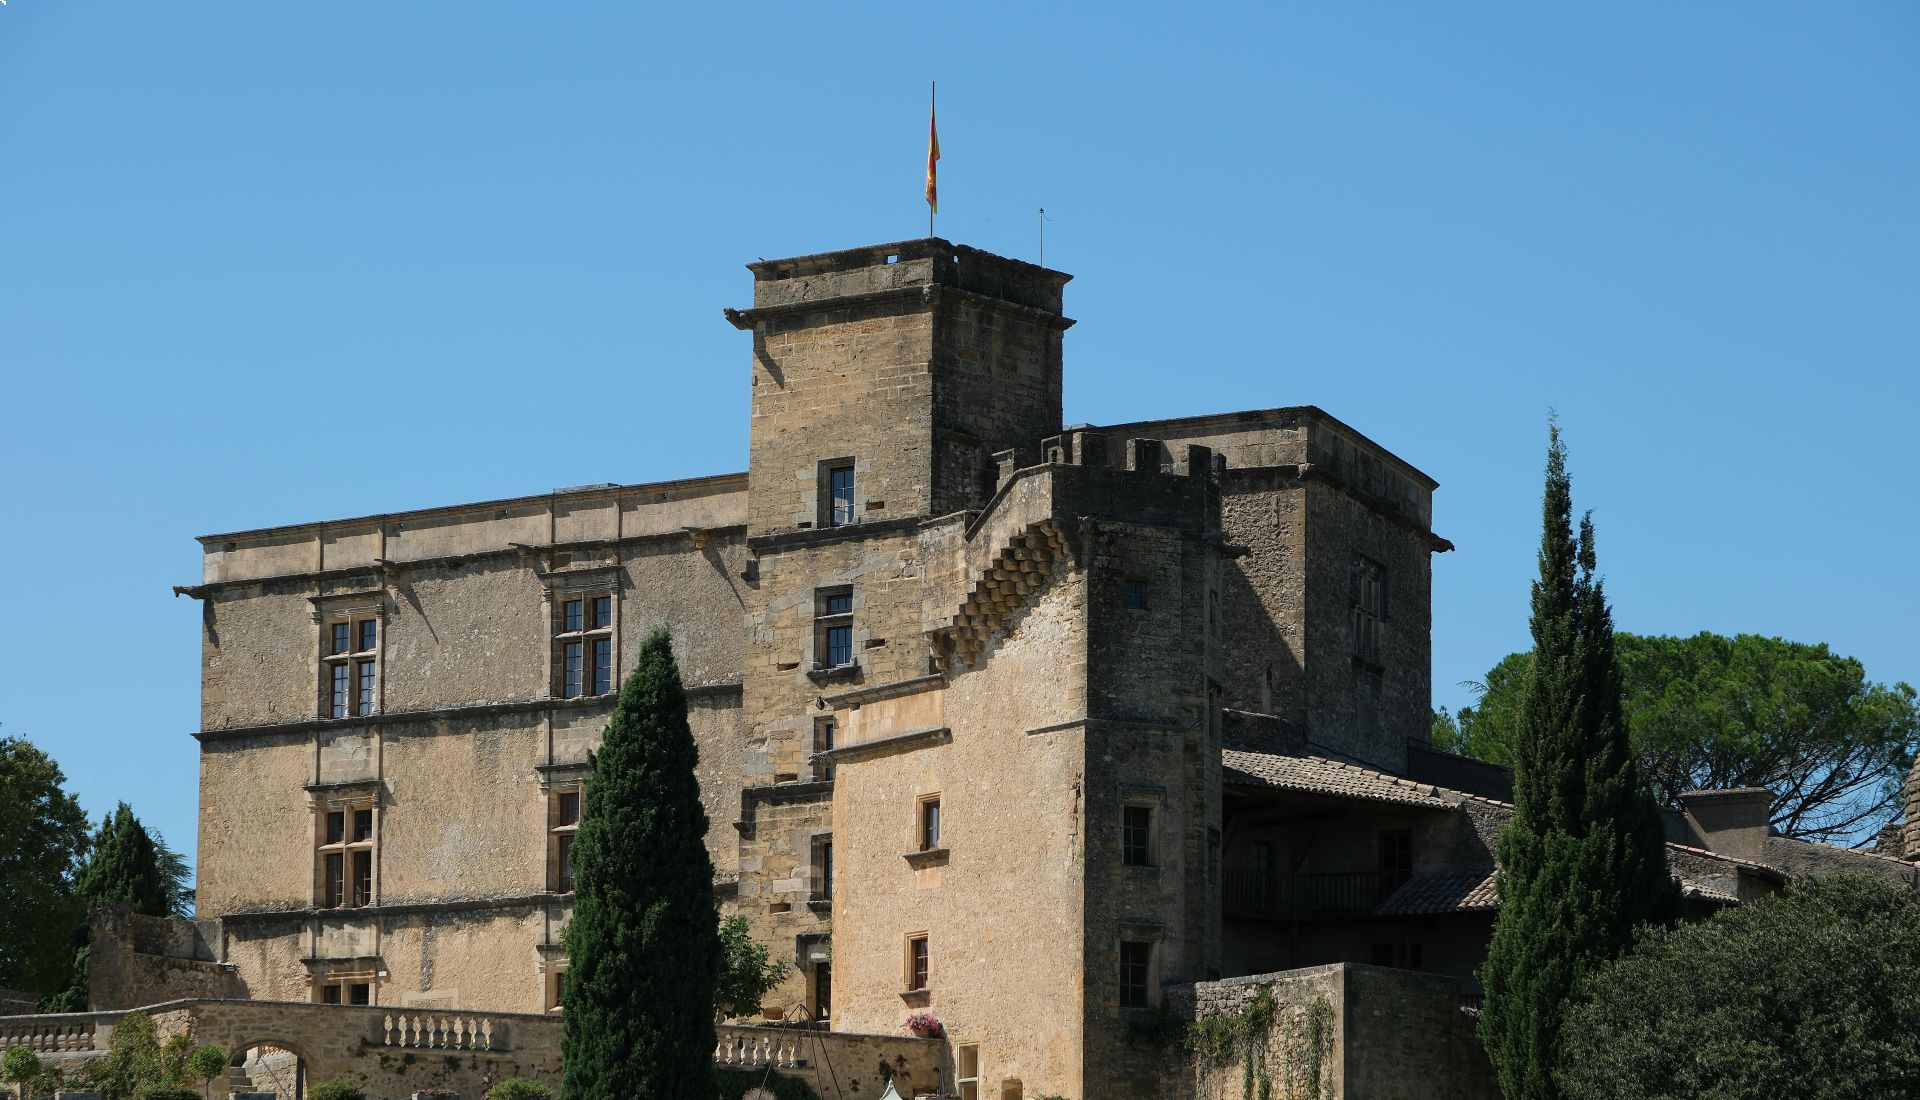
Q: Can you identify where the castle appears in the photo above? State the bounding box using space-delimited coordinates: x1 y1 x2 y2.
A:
8 238 1913 1100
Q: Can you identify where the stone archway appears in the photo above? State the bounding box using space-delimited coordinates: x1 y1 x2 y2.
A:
224 1037 312 1100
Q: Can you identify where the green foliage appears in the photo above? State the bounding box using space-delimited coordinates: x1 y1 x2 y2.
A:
0 733 90 1001
1559 874 1920 1099
77 1011 196 1099
45 803 196 1012
562 630 720 1100
186 1044 226 1092
1187 987 1274 1067
306 1079 369 1100
716 914 790 1017
2 1047 44 1094
713 1068 823 1100
487 1078 557 1100
1477 424 1682 1100
138 1090 200 1100
1443 634 1919 845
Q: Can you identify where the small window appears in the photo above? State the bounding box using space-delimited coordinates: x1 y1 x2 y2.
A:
1250 840 1272 873
1119 940 1152 1009
550 969 568 1011
920 798 942 851
554 591 615 699
813 960 832 1022
322 984 342 1005
317 976 375 1005
1121 805 1153 867
325 811 346 845
1351 557 1387 664
815 588 855 670
550 786 583 894
812 835 833 902
1378 829 1412 874
907 935 930 991
822 461 856 527
1122 578 1149 612
957 1045 981 1100
1371 942 1395 967
812 716 836 781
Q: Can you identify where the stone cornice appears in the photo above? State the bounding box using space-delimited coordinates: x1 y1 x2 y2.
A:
817 726 951 764
724 283 1075 333
823 674 945 710
175 524 748 599
194 681 742 744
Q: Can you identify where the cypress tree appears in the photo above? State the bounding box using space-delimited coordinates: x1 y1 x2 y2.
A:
1478 423 1682 1100
45 803 192 1012
562 629 718 1100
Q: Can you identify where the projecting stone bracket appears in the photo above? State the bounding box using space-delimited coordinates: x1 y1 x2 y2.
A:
940 519 1074 670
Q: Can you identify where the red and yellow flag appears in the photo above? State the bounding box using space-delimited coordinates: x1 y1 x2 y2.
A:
925 89 940 215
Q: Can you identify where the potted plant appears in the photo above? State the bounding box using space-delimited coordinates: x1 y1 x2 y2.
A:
904 1011 944 1039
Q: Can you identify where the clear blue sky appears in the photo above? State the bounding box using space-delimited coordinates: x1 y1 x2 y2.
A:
3 2 1915 872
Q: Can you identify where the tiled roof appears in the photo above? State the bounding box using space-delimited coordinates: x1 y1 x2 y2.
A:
1221 748 1455 810
1376 871 1499 915
1680 877 1739 904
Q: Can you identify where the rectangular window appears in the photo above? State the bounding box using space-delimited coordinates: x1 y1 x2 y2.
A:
1250 840 1272 873
812 717 836 782
1119 941 1152 1009
823 462 856 527
356 660 376 714
554 591 615 698
322 984 342 1005
1121 805 1152 867
1351 557 1387 664
920 798 942 851
317 977 375 1004
323 852 345 908
815 587 855 670
907 935 930 991
1378 829 1413 874
551 786 582 894
350 850 373 907
812 835 833 901
813 961 831 1022
317 801 376 909
591 638 613 696
957 1044 980 1100
321 614 379 718
330 664 351 719
1122 578 1149 612
551 969 568 1011
350 982 371 1005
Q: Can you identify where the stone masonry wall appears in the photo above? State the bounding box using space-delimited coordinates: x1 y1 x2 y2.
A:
1168 964 1496 1100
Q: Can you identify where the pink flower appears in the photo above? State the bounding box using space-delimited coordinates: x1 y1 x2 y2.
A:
904 1011 944 1038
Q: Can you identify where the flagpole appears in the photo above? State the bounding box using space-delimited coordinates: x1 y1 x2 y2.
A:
929 81 936 239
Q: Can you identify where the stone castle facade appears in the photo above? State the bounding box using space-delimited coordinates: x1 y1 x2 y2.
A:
171 238 1448 1096
148 237 1917 1100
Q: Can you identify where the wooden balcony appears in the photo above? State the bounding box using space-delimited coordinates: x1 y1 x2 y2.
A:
1222 869 1409 921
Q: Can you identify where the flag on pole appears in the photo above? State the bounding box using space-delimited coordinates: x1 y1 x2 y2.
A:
925 85 940 216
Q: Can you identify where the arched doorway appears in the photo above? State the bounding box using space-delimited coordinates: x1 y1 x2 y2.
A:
229 1040 308 1099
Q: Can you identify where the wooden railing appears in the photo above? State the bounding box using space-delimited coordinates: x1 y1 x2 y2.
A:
714 1023 810 1069
1222 870 1408 919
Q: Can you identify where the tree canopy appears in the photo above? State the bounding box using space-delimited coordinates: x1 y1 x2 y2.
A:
1559 874 1920 1100
0 733 91 1000
45 803 195 1012
1436 633 1919 845
561 629 718 1100
1477 423 1681 1100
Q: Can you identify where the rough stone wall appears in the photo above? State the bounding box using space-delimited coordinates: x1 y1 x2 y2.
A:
89 907 243 1011
928 291 1064 514
1169 964 1495 1100
1302 479 1434 773
1217 470 1308 724
830 571 1088 1099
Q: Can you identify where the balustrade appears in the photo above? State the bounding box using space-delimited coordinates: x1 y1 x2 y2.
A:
381 1012 496 1051
713 1025 806 1069
0 1015 103 1054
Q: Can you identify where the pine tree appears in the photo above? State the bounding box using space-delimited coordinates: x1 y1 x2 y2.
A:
561 629 718 1100
1477 423 1682 1100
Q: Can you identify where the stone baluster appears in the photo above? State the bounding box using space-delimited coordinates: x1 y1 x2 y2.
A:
480 1018 493 1051
383 1014 394 1046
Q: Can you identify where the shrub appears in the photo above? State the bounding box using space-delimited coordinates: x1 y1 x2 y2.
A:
487 1079 556 1100
713 1068 822 1100
138 1090 200 1100
306 1079 368 1100
1 1047 43 1088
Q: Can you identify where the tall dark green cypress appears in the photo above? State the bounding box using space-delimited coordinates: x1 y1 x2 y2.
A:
562 629 718 1100
1478 423 1682 1100
45 803 189 1011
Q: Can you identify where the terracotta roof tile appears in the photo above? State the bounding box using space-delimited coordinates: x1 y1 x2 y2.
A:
1376 871 1499 915
1221 748 1454 809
